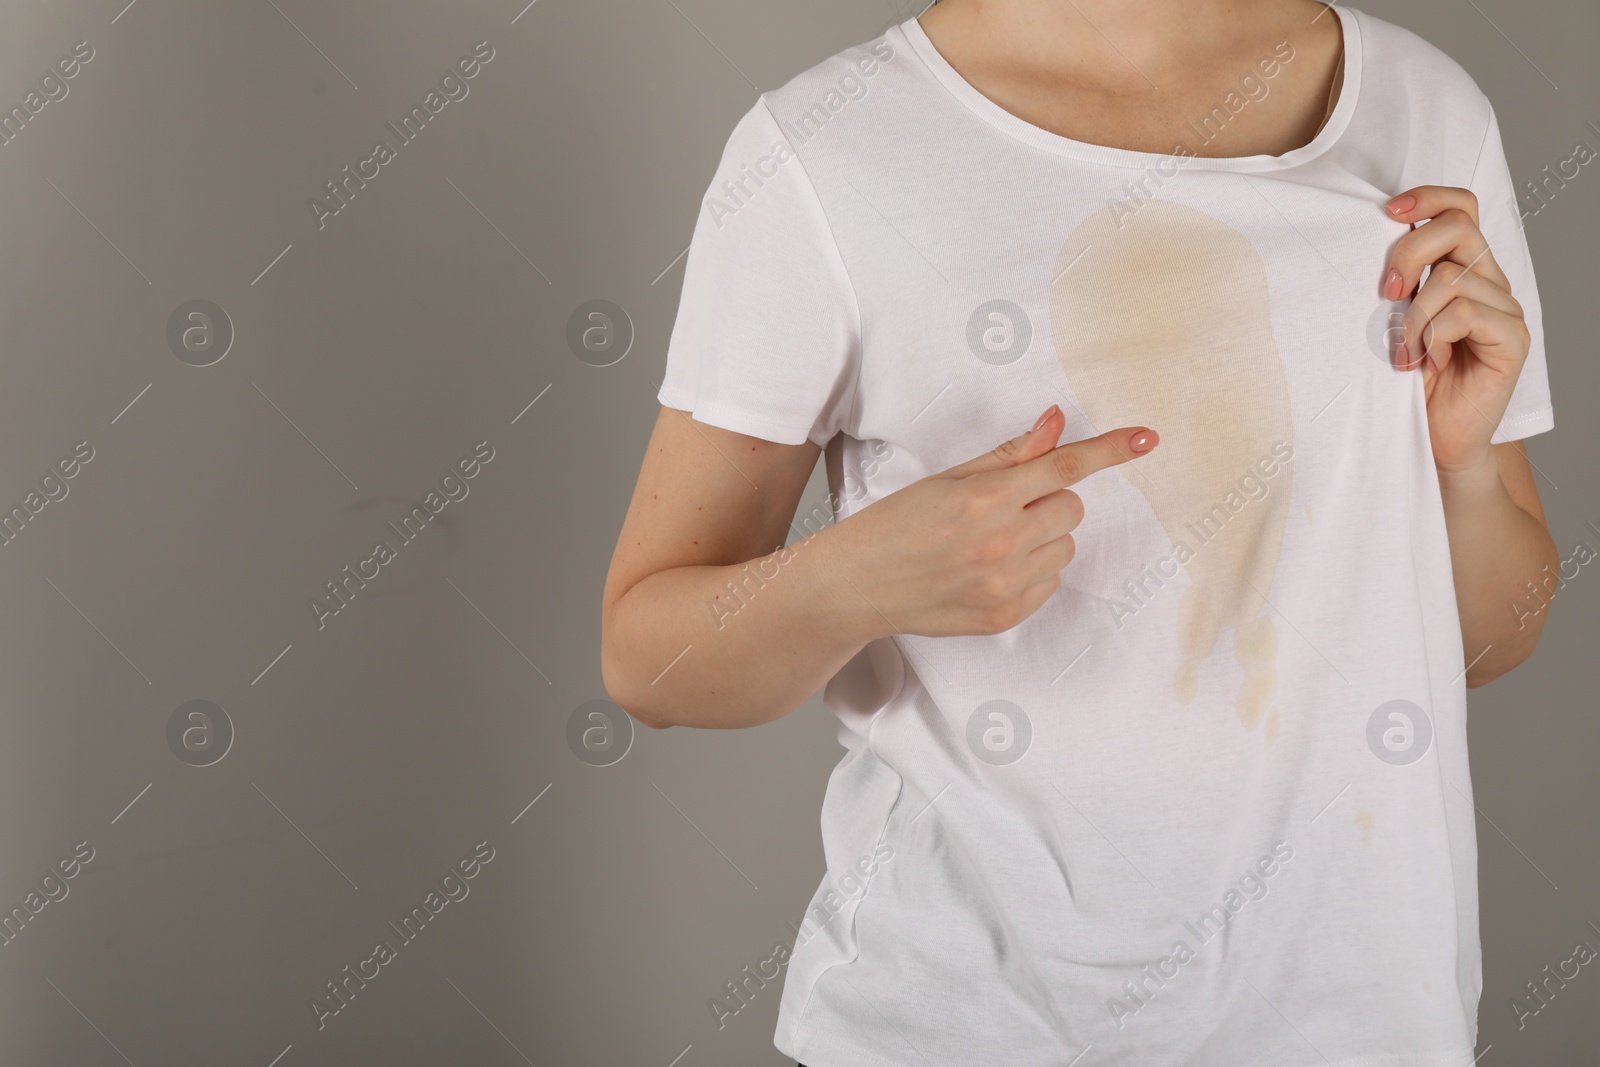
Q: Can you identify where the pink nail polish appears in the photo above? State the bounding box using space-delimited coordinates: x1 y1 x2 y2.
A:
1394 340 1410 368
1130 430 1157 453
1033 405 1058 432
1388 194 1416 215
1385 269 1403 300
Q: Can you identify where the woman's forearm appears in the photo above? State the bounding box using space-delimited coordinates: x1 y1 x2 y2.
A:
1438 454 1559 686
601 525 884 730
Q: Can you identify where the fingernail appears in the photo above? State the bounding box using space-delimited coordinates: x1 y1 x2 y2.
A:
1384 268 1403 300
1394 340 1410 368
1130 429 1158 454
1388 193 1416 215
1033 405 1059 432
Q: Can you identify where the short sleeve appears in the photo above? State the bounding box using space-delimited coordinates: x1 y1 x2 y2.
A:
1468 103 1554 443
656 97 861 448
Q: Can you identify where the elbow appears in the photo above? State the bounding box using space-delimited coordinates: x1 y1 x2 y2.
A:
603 674 674 731
620 695 675 731
600 637 674 731
625 705 675 731
1464 633 1544 688
1465 656 1524 689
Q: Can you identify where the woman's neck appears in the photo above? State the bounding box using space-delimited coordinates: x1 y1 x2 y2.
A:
923 0 1285 85
916 0 1347 158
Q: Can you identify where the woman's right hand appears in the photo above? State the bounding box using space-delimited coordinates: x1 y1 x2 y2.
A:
829 405 1159 639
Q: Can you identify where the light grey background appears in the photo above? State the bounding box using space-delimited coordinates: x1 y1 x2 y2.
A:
0 0 1590 1064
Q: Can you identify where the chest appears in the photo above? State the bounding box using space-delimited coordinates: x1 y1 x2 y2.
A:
827 167 1416 496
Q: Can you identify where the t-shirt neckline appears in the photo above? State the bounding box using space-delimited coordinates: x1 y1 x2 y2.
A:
895 3 1362 173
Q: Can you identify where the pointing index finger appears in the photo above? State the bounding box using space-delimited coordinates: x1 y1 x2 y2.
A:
999 426 1159 502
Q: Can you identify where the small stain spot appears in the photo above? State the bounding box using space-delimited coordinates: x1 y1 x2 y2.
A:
1355 809 1374 847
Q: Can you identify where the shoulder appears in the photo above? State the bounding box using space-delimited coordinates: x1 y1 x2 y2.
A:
737 25 927 161
689 32 914 241
697 23 929 212
1345 6 1497 181
758 30 906 125
1348 6 1492 126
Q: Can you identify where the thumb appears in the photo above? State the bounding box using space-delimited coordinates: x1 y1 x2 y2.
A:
942 405 1065 479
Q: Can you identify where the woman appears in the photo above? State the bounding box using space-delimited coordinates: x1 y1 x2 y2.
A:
602 0 1557 1063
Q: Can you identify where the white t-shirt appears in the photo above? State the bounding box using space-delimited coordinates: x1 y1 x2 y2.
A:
658 6 1554 1065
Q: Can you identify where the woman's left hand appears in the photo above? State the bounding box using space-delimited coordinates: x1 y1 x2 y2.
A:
1382 185 1530 475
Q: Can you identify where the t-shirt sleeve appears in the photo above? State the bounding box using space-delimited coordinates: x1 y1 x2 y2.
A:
1467 102 1554 443
656 97 862 448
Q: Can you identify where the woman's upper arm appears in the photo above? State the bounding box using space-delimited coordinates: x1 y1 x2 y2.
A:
602 406 822 621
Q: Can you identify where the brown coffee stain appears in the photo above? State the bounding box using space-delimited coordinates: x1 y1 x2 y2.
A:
1049 199 1294 743
1355 808 1374 847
